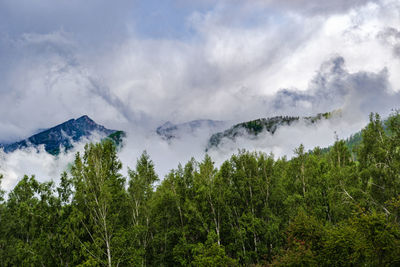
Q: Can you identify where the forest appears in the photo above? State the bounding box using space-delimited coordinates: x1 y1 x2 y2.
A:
1 112 400 266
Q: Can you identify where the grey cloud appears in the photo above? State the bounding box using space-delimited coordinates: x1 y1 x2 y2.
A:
0 32 123 143
378 27 400 57
272 56 395 119
273 90 313 111
185 0 379 15
0 0 135 43
259 0 380 15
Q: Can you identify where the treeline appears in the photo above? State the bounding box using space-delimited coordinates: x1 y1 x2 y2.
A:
1 113 400 266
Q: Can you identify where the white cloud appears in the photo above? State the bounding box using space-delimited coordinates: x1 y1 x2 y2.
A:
0 135 102 191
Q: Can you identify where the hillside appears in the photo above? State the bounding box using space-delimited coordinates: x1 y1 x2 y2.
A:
207 112 331 150
156 119 226 140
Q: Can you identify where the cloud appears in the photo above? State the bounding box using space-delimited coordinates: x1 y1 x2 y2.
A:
261 0 380 15
206 54 398 162
0 0 135 43
0 31 127 143
207 118 366 164
0 134 104 191
1 0 399 134
0 0 400 190
378 27 400 57
182 0 379 16
271 56 394 119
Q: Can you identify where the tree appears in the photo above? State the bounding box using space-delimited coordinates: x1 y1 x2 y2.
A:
0 175 63 266
0 174 4 202
272 210 323 266
358 113 396 212
127 150 159 266
293 145 306 198
329 140 351 168
70 140 128 266
192 232 237 267
194 155 222 246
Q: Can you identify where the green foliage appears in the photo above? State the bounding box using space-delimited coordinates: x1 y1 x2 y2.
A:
1 112 400 266
208 116 301 149
70 140 130 266
208 113 331 150
192 232 237 267
304 111 332 123
104 130 126 149
127 150 159 266
0 174 4 202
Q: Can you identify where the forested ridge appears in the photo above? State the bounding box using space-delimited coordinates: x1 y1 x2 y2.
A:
207 112 331 150
1 112 400 266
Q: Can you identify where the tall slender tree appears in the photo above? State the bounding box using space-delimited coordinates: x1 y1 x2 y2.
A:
128 151 159 266
70 140 128 266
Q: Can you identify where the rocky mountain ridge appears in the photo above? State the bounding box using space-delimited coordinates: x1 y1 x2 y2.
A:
0 115 118 155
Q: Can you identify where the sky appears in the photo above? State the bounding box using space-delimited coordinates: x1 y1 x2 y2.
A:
0 0 400 190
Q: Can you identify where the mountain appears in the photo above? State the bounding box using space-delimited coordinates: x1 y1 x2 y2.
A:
156 119 226 140
0 115 120 155
207 112 332 150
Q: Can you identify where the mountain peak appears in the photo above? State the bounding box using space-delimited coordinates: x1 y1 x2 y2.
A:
76 115 94 123
1 116 117 154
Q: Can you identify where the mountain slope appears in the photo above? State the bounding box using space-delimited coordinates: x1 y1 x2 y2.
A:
207 112 331 150
156 119 226 140
1 115 118 155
